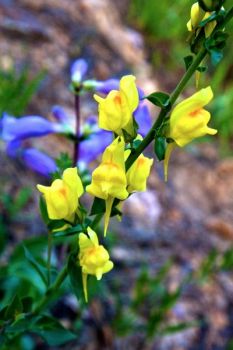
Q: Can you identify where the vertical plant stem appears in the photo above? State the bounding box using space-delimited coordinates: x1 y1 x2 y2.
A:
73 90 81 166
47 233 52 286
33 265 68 314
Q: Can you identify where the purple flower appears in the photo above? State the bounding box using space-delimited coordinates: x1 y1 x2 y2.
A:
79 116 112 165
1 113 64 142
71 59 88 85
79 130 112 165
93 79 120 94
52 105 70 125
6 139 21 158
85 78 145 98
134 104 152 137
22 148 57 178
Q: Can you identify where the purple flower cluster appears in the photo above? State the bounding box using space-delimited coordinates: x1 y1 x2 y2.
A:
0 58 152 177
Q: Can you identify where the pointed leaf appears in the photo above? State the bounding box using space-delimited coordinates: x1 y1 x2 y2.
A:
146 92 170 109
154 137 166 161
23 245 47 286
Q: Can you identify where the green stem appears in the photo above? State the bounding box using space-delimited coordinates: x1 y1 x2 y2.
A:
90 213 103 230
33 265 68 314
47 233 52 286
125 47 206 171
125 6 233 171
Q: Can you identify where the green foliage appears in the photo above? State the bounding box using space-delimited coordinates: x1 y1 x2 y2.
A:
205 30 229 65
55 152 73 173
198 0 225 12
0 66 45 116
129 0 193 40
146 91 170 109
154 136 167 161
210 86 233 155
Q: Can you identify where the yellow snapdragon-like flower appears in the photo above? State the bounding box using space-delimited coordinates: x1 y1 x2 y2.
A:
86 137 128 235
94 75 139 137
79 227 113 302
187 2 216 37
125 149 153 193
164 86 217 181
37 167 83 221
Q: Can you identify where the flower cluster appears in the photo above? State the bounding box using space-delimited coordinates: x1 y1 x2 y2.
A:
36 72 155 299
36 59 218 300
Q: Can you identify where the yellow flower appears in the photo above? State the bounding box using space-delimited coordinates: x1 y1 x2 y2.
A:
37 167 83 221
187 2 205 31
94 75 139 137
86 137 128 235
187 2 216 37
79 227 113 302
164 86 217 181
125 149 153 193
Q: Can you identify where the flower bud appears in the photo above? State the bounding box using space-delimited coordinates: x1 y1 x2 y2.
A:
125 149 153 193
79 227 113 301
37 167 83 221
71 59 88 86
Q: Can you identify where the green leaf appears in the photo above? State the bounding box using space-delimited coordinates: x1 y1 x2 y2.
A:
146 92 170 109
159 321 199 335
196 65 207 72
55 153 73 172
67 253 85 303
6 314 39 334
199 10 224 27
90 197 106 215
0 305 9 321
205 31 229 65
39 197 49 225
31 315 76 346
154 137 166 161
183 55 194 71
90 197 121 216
53 224 84 238
221 248 233 270
47 219 67 231
4 295 23 320
198 0 225 13
198 249 218 281
21 297 33 313
122 128 136 143
23 245 47 286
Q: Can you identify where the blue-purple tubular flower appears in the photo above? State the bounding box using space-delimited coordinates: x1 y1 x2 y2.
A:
22 148 57 178
79 130 112 164
6 139 21 158
52 105 70 125
91 79 145 99
78 116 112 165
134 104 152 137
1 113 64 142
93 79 120 94
71 59 88 85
